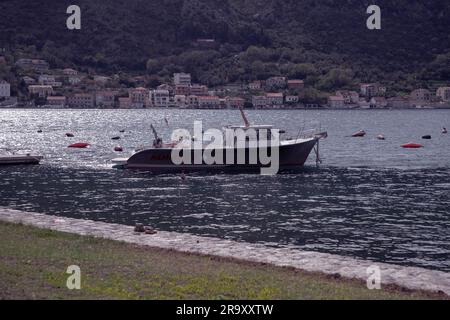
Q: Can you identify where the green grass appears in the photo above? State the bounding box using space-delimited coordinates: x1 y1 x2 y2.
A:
0 221 446 300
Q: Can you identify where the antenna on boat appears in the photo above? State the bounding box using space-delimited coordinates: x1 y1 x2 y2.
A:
239 107 250 128
150 124 159 140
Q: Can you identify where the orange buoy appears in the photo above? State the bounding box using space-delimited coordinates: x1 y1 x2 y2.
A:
114 146 123 152
68 142 90 148
402 142 423 149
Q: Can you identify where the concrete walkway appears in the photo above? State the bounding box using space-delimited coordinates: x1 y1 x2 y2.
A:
0 207 448 295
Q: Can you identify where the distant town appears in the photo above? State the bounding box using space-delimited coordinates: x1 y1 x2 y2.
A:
1 57 450 110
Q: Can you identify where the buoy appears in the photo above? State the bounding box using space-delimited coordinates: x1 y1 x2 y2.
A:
66 133 74 137
114 146 123 152
422 135 432 140
377 134 385 140
68 142 90 148
352 130 366 137
402 142 423 149
111 136 121 140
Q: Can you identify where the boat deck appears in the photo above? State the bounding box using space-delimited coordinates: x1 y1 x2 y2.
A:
0 155 43 165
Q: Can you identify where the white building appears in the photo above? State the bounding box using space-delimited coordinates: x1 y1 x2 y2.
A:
0 80 11 97
174 95 187 108
151 89 170 108
436 87 450 102
328 96 345 108
173 73 191 86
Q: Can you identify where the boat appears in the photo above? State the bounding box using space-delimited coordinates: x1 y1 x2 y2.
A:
402 142 423 149
377 134 385 140
352 130 366 137
443 127 448 134
0 154 43 165
112 110 327 174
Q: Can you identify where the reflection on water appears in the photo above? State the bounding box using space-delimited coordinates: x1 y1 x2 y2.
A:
0 109 449 271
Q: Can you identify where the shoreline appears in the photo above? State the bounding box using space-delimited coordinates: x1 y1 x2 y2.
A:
0 207 448 298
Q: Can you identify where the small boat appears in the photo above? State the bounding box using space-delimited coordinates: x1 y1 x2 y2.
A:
402 142 423 149
111 136 121 140
114 146 123 152
66 133 74 137
37 129 43 133
443 127 448 134
119 129 125 133
377 134 385 140
0 154 43 165
352 130 366 137
422 135 432 140
68 142 90 148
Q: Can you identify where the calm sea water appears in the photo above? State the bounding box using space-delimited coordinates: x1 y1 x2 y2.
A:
1 109 449 271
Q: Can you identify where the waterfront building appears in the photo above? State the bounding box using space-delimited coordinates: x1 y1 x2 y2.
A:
46 96 66 108
266 93 284 105
151 89 170 108
252 95 268 108
370 97 388 108
0 80 11 97
174 95 187 108
285 95 299 104
28 85 53 98
328 95 346 108
187 95 199 107
129 87 150 108
198 96 221 109
118 97 131 109
387 96 411 109
436 87 450 102
173 73 191 86
95 90 118 108
67 93 95 108
336 90 359 104
225 96 245 109
409 89 432 107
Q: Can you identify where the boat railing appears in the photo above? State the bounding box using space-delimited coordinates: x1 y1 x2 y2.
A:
295 127 327 140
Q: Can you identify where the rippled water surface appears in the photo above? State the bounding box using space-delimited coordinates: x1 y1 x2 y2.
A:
1 109 449 271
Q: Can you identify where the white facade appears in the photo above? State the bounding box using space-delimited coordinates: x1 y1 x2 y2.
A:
151 89 170 107
173 73 191 86
437 87 450 102
0 80 11 97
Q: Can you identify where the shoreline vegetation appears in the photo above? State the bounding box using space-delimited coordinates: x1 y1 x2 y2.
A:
0 221 447 300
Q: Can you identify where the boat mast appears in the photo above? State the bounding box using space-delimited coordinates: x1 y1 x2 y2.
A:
239 107 250 128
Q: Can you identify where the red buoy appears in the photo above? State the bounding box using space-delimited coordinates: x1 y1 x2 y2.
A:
114 146 123 152
68 142 90 148
402 142 423 149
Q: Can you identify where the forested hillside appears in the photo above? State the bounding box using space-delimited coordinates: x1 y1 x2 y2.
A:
1 0 449 93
